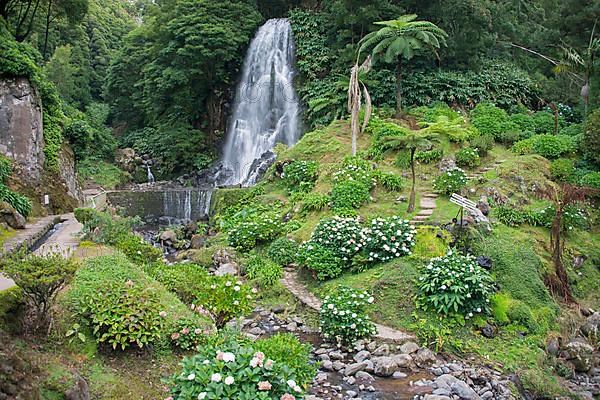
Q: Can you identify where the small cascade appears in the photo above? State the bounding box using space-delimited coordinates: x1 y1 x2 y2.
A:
146 165 155 183
218 18 300 186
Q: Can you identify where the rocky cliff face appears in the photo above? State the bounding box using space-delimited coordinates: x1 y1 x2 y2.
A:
0 77 82 214
0 77 45 182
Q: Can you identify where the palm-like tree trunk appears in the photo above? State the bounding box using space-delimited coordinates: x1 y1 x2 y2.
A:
395 58 402 117
408 148 416 213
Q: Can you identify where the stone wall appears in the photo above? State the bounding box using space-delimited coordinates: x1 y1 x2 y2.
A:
0 77 45 182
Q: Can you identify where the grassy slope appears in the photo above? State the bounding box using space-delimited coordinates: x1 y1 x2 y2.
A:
244 117 600 397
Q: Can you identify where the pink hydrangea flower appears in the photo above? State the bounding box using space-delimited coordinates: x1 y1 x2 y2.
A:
257 381 272 391
171 332 180 340
181 327 190 335
280 394 295 400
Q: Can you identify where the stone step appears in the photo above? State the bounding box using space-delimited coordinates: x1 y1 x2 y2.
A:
417 209 434 216
412 215 430 221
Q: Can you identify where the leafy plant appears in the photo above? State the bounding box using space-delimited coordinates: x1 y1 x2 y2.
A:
373 170 404 191
471 102 511 139
580 172 600 189
415 148 443 164
310 217 365 261
494 205 525 227
169 318 210 351
295 243 343 281
362 216 416 263
332 156 375 188
149 262 209 304
245 255 283 287
65 323 86 344
421 116 477 142
227 211 283 252
282 160 319 193
331 180 371 211
433 168 468 194
300 193 330 213
254 333 317 389
194 276 254 329
550 159 576 182
0 184 32 217
532 134 577 159
0 156 12 182
267 238 299 267
320 286 376 345
168 336 306 399
455 147 481 168
0 250 79 332
416 251 494 317
470 134 494 157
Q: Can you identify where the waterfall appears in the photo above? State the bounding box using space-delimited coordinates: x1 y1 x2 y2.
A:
219 18 300 186
158 189 212 224
146 165 155 183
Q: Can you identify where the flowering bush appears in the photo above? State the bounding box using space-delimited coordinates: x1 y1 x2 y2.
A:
245 255 283 287
169 337 306 399
433 168 468 195
170 318 211 351
331 180 371 211
296 243 344 281
455 148 481 168
332 156 375 188
416 251 495 318
415 148 443 164
267 237 299 266
310 217 365 261
228 211 283 251
282 160 319 193
362 217 416 262
195 276 254 328
320 286 376 344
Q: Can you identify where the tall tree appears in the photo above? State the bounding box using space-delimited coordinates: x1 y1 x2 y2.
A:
383 130 440 213
358 14 447 116
347 56 372 155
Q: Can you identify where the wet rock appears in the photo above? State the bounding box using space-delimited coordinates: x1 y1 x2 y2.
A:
321 360 333 371
332 361 345 371
271 305 285 314
315 372 328 383
190 234 206 249
344 362 366 376
355 371 374 382
391 354 413 369
476 197 491 216
353 350 370 363
0 202 26 229
581 312 600 339
214 263 238 276
372 356 398 377
159 229 177 243
65 374 89 400
329 350 345 360
399 341 420 355
480 324 495 339
423 395 452 400
392 371 407 379
451 380 480 400
372 344 390 356
546 337 560 356
564 339 595 372
346 390 357 398
414 348 437 367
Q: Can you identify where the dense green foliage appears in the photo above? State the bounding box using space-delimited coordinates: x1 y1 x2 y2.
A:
320 287 376 345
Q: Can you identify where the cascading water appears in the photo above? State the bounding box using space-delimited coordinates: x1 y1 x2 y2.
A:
219 18 300 186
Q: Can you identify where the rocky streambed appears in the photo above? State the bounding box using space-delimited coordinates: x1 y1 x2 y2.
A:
230 307 517 400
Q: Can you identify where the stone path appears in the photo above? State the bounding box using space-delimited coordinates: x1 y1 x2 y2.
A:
466 159 506 181
0 213 82 291
281 270 414 342
410 193 439 226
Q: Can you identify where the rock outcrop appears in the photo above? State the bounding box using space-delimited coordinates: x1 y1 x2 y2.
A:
0 77 83 214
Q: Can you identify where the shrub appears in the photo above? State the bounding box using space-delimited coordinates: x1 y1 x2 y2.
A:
296 243 343 281
362 216 416 263
550 159 575 182
79 209 139 245
73 207 96 225
532 134 576 159
494 206 525 227
498 130 524 145
331 180 371 211
560 123 582 137
410 103 460 123
532 111 559 134
282 160 319 193
300 192 330 213
332 156 375 188
415 149 443 164
0 156 12 181
169 318 210 351
433 168 468 195
416 251 494 317
114 233 163 265
373 170 404 191
581 172 600 189
149 262 209 304
511 137 536 155
320 286 376 345
267 237 299 266
506 300 539 333
245 255 283 287
310 217 365 261
421 116 477 142
0 250 78 332
509 113 535 135
194 276 254 328
168 336 307 399
254 333 317 388
227 211 283 252
470 134 494 157
583 109 600 166
0 184 32 217
455 148 481 168
471 103 510 139
394 150 411 169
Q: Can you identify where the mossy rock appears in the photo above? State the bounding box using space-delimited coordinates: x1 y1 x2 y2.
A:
210 187 251 218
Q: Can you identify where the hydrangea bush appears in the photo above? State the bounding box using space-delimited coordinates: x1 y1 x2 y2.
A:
433 168 468 195
320 287 377 344
194 276 254 328
169 339 305 400
170 318 212 351
332 156 375 188
330 180 371 211
362 217 416 262
282 160 319 193
310 217 365 261
228 211 283 251
296 243 343 280
455 147 481 168
267 237 299 266
416 251 495 318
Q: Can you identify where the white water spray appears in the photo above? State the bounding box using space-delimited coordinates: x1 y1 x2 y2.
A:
219 18 300 186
